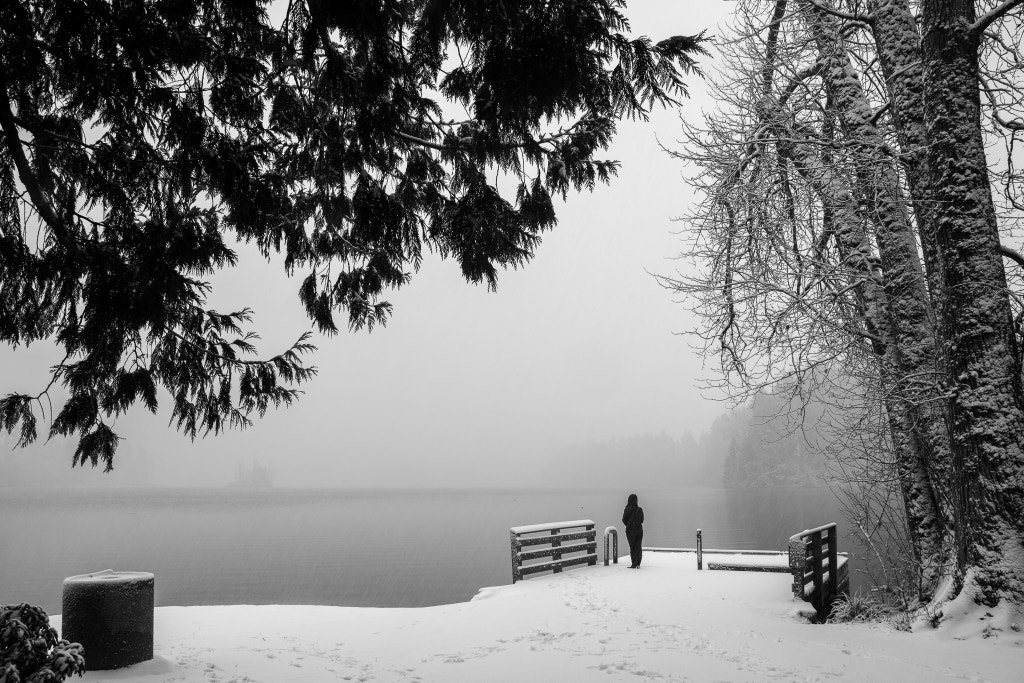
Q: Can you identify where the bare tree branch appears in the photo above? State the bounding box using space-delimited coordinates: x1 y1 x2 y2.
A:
868 101 891 126
1000 244 1024 269
970 0 1024 39
802 0 874 24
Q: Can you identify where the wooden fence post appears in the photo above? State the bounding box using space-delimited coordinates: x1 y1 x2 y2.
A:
827 526 838 599
788 536 806 598
510 530 522 583
810 531 823 608
551 528 562 573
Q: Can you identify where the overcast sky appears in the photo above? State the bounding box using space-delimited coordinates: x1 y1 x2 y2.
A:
1 1 734 488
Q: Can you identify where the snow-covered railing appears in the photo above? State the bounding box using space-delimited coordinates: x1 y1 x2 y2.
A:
647 530 790 573
644 524 849 618
788 523 849 615
510 520 597 583
646 547 788 555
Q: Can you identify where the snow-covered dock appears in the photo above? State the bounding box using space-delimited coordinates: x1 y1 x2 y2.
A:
645 546 793 569
52 552 1022 682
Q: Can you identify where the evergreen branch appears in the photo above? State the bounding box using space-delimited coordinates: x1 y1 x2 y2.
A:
395 125 588 154
0 0 706 469
0 68 87 263
168 328 316 370
395 130 453 152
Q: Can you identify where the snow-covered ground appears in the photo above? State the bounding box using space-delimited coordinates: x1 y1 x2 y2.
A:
52 552 1023 682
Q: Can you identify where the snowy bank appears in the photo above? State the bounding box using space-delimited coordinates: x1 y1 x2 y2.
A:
52 553 1022 682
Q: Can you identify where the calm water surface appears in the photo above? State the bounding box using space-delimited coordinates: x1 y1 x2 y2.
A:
0 486 853 614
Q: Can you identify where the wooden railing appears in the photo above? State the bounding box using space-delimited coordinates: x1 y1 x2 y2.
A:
510 520 598 583
646 524 849 619
788 523 849 615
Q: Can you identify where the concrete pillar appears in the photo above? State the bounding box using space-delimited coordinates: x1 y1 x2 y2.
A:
62 570 154 670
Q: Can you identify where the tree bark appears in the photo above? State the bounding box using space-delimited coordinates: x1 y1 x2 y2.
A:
777 124 944 595
802 1 953 598
867 0 943 299
921 0 1024 606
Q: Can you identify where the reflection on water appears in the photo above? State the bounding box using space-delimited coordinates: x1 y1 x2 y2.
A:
0 487 856 614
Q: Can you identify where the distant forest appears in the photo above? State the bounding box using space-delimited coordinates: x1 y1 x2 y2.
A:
551 389 829 489
718 391 829 488
1 390 830 490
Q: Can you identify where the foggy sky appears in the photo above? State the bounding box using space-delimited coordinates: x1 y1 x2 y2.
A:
0 1 732 489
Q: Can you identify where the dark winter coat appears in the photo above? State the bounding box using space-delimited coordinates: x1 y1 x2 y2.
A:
622 494 644 534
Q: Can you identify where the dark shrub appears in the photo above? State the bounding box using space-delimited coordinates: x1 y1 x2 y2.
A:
0 604 85 682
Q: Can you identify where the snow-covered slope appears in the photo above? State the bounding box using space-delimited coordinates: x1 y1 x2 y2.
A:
52 552 1022 682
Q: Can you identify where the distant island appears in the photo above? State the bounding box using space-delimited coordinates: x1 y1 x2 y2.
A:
228 460 274 488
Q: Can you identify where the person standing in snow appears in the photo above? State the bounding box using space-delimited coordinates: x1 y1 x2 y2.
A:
622 493 644 568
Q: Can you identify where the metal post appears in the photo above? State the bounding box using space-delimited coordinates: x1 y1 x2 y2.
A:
697 528 703 570
604 527 618 566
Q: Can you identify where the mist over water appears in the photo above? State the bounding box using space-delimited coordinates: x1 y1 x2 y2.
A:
0 486 853 616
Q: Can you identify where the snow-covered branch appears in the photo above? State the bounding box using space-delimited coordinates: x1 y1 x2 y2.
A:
969 0 1024 40
1000 245 1024 269
868 102 891 126
801 0 874 24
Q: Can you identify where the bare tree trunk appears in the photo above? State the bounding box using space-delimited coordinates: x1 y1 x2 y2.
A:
921 0 1024 606
866 3 960 562
674 0 1024 614
867 0 943 298
802 2 953 597
777 126 936 584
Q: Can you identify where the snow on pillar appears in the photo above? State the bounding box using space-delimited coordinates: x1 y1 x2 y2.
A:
62 570 154 670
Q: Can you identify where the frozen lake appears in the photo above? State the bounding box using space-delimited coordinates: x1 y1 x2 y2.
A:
0 486 853 614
